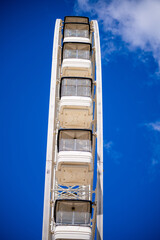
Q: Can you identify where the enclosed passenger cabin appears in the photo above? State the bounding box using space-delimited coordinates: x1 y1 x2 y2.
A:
61 42 92 77
54 199 92 240
56 129 93 186
59 77 93 128
63 16 90 44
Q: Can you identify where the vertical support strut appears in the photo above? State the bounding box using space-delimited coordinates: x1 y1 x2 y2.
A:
93 20 103 240
42 19 62 240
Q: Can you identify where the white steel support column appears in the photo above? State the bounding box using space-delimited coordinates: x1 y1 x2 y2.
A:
93 20 103 240
42 19 62 240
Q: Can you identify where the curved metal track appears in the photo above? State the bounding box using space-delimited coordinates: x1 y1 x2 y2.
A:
93 20 103 240
42 19 62 240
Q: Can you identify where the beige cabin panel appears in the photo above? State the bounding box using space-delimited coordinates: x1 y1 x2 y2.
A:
62 66 92 78
59 106 92 129
56 164 93 186
56 150 93 186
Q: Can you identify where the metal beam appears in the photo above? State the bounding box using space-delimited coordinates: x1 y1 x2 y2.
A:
42 19 62 240
93 20 103 240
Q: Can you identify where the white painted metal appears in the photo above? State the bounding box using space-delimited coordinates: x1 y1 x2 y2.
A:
62 59 91 71
63 37 91 43
42 17 103 240
57 151 92 167
59 97 92 109
54 184 91 200
42 19 62 240
92 20 103 240
54 226 92 240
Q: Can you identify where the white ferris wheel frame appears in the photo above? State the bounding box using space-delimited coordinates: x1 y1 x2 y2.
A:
42 19 103 240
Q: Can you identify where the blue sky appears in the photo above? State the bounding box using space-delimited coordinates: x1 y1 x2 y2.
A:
1 0 160 239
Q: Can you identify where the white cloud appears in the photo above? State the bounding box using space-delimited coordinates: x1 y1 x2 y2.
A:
146 121 160 132
144 121 160 181
104 140 113 152
104 140 122 164
151 158 159 166
75 0 160 74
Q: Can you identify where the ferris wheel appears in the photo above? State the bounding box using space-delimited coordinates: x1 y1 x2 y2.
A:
42 16 103 240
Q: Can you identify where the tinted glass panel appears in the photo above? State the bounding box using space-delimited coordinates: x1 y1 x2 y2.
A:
59 139 91 152
59 130 92 152
56 201 91 225
63 49 90 60
64 29 89 38
61 78 91 97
